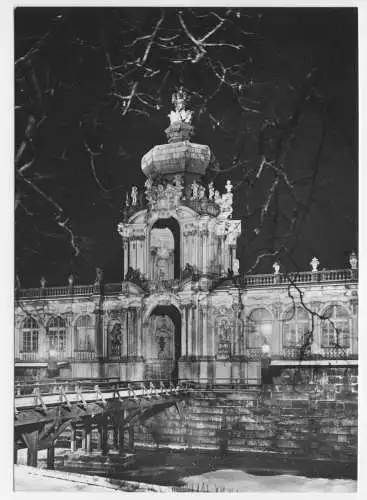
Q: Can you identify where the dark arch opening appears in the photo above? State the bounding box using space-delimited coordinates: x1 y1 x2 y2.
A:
149 304 181 383
151 217 180 279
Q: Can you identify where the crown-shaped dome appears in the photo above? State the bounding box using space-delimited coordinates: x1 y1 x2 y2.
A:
141 88 212 183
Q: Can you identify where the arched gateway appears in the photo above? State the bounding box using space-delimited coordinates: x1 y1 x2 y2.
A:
116 88 242 385
144 305 181 383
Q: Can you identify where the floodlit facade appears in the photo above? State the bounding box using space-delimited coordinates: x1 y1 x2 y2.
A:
14 89 358 385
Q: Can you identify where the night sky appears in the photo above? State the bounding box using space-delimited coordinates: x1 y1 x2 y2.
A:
14 7 358 287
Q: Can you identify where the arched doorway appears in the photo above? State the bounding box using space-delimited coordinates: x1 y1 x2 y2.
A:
144 305 181 383
150 217 180 279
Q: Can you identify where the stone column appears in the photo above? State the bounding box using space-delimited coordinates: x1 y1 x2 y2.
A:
202 306 208 357
230 246 236 271
271 303 282 357
129 239 135 270
350 299 358 355
211 313 216 357
312 316 321 355
129 308 135 358
66 314 73 360
181 306 187 358
38 324 48 361
123 239 129 278
218 236 224 275
121 309 128 358
202 230 208 274
136 307 143 359
192 305 198 358
187 306 193 357
94 308 104 358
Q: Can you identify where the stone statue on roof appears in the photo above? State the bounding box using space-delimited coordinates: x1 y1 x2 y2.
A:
168 87 193 125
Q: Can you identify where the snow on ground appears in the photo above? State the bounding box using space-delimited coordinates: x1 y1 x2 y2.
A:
183 469 357 493
14 468 117 492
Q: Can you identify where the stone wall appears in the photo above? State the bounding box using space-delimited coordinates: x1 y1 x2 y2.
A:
133 367 357 461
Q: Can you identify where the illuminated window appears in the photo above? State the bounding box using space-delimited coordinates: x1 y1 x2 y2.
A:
321 305 351 348
22 317 39 352
74 315 94 351
47 316 66 351
247 308 272 350
283 307 310 347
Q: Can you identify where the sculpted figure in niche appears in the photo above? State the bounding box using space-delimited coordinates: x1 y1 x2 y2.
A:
191 180 199 200
110 323 122 357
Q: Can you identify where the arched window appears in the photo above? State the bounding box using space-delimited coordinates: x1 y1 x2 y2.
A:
321 305 351 348
74 316 94 352
247 308 273 351
22 317 39 353
283 307 310 347
150 217 180 279
47 316 66 351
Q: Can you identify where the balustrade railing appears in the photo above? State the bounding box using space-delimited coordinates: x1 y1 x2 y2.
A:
73 351 98 361
15 268 357 300
275 346 357 360
16 351 74 363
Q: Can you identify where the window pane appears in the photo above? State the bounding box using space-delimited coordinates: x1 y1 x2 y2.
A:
75 315 94 351
47 316 66 351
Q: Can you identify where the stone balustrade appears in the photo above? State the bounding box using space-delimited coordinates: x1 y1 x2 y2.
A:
274 347 357 360
16 268 357 300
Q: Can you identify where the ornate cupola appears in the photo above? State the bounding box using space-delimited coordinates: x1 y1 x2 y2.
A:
118 88 242 282
141 87 212 186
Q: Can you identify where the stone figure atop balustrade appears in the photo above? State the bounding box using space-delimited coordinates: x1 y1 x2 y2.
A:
273 261 280 274
131 186 138 206
310 256 320 272
95 268 104 285
349 251 358 270
225 180 233 193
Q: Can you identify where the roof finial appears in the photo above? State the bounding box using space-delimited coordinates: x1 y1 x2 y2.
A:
169 86 193 125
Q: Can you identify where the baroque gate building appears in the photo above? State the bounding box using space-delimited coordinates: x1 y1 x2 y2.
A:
15 89 358 386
